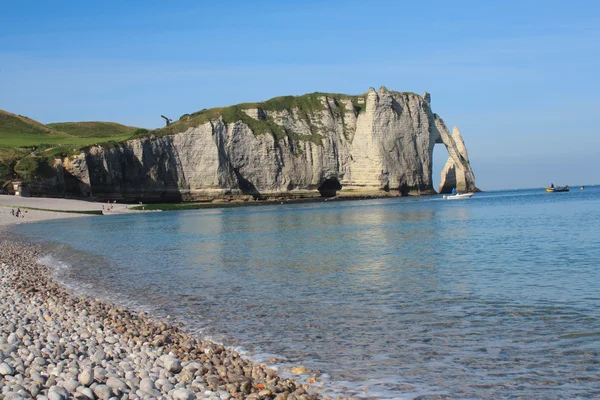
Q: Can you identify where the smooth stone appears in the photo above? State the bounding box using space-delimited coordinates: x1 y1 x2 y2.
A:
93 366 107 382
291 366 309 374
78 367 94 386
124 371 135 381
49 385 69 399
164 356 183 373
7 333 18 344
63 378 80 393
93 384 112 400
27 381 41 396
47 391 66 400
140 388 162 398
91 350 106 363
76 386 95 399
106 377 128 391
3 393 25 400
173 388 194 400
10 383 26 392
139 378 155 392
126 377 140 390
0 362 15 376
156 377 169 388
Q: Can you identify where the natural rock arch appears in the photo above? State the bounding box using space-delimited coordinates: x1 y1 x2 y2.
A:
430 124 477 194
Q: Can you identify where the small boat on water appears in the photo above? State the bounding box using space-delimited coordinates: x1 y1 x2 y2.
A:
443 192 475 200
545 186 569 193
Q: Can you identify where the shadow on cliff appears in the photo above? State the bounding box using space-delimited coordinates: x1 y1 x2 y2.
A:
233 168 262 200
84 142 184 203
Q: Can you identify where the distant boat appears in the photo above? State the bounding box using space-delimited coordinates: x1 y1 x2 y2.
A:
580 186 585 190
545 186 569 192
443 192 475 200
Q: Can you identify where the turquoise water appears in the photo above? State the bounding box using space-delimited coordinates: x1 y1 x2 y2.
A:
13 188 600 399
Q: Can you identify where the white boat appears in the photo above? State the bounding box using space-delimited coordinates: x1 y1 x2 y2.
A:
443 192 475 200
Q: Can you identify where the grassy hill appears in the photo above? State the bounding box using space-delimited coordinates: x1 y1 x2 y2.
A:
0 110 144 186
0 110 73 147
0 110 142 148
47 121 139 139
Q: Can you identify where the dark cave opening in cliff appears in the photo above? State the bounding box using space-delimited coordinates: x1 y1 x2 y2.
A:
318 178 342 197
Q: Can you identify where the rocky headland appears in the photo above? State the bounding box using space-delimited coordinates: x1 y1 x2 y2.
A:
21 87 476 202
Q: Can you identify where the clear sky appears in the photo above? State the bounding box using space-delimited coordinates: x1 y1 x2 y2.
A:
1 0 599 190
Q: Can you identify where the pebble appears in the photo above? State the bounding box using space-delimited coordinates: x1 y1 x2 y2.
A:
139 377 155 392
106 376 128 391
0 240 328 400
0 362 15 376
173 388 194 400
93 384 112 399
78 366 94 386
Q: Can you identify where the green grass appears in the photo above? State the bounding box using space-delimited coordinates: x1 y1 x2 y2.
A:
0 110 140 148
0 110 57 135
0 109 145 185
47 121 139 138
0 110 72 147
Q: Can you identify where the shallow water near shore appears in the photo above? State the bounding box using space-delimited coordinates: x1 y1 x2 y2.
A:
12 187 600 399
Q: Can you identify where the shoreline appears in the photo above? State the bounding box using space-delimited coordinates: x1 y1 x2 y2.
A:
0 237 331 400
0 191 407 226
0 195 342 399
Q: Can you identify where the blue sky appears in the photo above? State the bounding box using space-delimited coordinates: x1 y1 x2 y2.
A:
1 0 599 190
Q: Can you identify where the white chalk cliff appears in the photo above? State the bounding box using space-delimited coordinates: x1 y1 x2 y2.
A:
59 87 477 201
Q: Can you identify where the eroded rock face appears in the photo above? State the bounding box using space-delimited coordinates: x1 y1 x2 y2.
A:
438 126 478 194
59 88 476 200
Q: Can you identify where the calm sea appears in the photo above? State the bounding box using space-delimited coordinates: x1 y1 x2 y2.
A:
12 187 600 399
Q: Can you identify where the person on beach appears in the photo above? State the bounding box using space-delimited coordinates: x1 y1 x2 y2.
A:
11 209 14 216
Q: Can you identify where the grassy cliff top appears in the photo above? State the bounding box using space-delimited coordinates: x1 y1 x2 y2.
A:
0 109 142 148
0 110 65 145
152 92 369 138
47 121 139 138
151 90 423 138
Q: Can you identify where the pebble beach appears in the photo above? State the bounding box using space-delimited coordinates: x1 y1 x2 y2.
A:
0 197 327 400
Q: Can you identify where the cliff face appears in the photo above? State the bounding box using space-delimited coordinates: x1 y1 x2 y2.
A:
60 87 477 201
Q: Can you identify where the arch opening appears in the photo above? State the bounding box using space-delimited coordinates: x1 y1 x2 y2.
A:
432 143 448 194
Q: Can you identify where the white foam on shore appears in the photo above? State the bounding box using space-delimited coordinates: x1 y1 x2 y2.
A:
38 254 70 271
